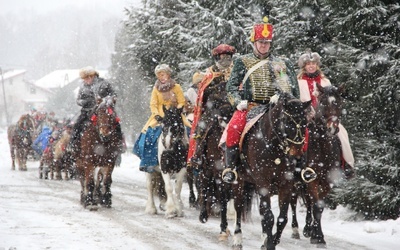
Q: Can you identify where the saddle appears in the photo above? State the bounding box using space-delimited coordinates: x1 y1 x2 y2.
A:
239 105 269 151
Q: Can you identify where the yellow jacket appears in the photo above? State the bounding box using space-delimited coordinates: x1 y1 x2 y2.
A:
141 83 192 132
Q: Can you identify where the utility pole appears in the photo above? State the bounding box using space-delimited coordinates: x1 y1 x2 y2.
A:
0 67 10 126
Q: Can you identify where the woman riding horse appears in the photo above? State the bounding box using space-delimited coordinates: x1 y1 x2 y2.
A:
133 64 191 217
297 51 355 179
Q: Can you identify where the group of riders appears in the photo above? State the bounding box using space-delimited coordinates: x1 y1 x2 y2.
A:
134 17 355 184
30 16 355 183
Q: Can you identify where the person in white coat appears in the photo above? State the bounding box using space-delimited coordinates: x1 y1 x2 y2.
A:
297 51 355 179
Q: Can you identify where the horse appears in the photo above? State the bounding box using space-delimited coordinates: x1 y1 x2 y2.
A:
75 96 121 210
230 93 311 250
297 83 345 247
145 106 188 218
7 114 35 171
192 82 237 238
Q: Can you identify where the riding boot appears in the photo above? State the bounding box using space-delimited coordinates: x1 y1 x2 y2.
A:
222 145 239 184
190 137 205 170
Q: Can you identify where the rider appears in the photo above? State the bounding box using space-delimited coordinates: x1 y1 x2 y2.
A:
297 51 355 179
68 66 123 155
222 17 300 183
133 64 191 171
187 44 236 168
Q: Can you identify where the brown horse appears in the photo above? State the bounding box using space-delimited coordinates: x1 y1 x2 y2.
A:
7 114 35 171
194 81 236 239
75 96 121 210
230 93 310 250
297 84 345 247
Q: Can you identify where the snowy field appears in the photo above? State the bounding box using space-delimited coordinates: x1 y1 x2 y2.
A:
0 127 399 250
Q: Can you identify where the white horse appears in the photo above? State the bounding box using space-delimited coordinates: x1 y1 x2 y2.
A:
145 106 188 218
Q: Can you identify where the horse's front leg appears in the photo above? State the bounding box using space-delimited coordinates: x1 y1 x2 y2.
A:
82 165 97 210
102 164 114 208
145 172 157 214
10 147 16 170
187 167 197 208
290 187 300 239
218 182 231 242
162 172 179 218
232 182 245 250
260 193 275 250
173 167 186 217
310 183 329 247
272 187 293 247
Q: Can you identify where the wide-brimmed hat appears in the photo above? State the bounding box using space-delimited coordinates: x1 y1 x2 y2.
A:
298 52 321 68
250 16 273 43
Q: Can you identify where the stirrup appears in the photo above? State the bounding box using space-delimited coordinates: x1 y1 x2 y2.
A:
222 168 238 183
301 167 317 183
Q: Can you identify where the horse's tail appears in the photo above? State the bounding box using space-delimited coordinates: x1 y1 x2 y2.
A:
241 181 256 222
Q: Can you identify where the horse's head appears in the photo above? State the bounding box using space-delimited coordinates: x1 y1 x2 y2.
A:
273 93 311 157
315 84 344 135
93 96 119 140
16 114 35 146
162 105 185 135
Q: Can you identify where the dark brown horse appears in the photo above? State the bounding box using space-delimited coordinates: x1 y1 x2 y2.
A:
194 81 236 239
7 114 35 171
75 96 121 210
298 84 345 247
231 93 310 250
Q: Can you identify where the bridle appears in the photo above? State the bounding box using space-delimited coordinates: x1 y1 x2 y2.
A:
91 101 120 141
269 100 306 155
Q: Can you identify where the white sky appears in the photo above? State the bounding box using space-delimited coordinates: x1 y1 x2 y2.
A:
0 0 141 15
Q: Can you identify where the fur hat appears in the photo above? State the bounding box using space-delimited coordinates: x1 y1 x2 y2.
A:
250 16 273 43
192 72 205 85
212 44 236 56
79 66 98 79
298 52 321 68
154 64 172 75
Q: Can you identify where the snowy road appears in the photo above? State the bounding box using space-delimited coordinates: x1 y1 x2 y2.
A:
0 130 398 250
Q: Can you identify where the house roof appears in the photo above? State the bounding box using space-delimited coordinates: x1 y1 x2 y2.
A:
34 69 108 89
1 69 26 80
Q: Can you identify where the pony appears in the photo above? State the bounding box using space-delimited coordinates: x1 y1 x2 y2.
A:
7 114 35 171
230 93 310 250
75 96 121 210
53 127 76 180
145 106 188 218
297 84 345 247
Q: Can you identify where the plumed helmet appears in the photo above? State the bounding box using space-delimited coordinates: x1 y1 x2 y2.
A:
211 44 236 56
250 16 274 43
154 64 172 75
79 66 98 79
298 51 321 68
192 71 205 85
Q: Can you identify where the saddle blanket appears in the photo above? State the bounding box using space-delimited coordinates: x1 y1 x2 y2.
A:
133 126 162 173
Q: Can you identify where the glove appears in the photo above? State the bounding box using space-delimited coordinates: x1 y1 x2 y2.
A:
154 115 163 122
270 94 279 104
236 100 248 111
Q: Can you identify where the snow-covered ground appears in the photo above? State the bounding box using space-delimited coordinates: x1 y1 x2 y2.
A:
0 127 399 250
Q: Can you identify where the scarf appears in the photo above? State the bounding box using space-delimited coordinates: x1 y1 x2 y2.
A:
302 71 322 107
155 78 176 92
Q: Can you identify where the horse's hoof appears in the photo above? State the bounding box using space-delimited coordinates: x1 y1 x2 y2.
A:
311 238 326 245
232 244 243 250
218 229 230 241
316 243 327 249
291 232 300 239
87 205 99 211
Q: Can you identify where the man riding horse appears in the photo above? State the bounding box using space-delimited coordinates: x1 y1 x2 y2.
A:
187 44 236 169
222 17 302 183
68 66 123 156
